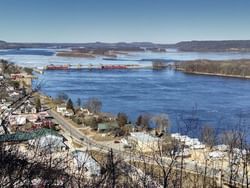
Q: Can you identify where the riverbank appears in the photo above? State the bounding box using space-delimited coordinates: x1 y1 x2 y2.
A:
175 59 250 79
176 68 250 79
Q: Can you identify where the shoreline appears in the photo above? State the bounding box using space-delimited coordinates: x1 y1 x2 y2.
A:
176 68 250 79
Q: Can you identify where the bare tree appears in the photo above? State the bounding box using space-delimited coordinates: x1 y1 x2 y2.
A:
117 112 128 127
84 98 102 114
136 113 152 131
201 125 216 149
152 114 169 136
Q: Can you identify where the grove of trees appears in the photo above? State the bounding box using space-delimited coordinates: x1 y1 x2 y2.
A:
176 59 250 77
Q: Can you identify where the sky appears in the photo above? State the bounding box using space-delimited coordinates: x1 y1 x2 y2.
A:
0 0 250 43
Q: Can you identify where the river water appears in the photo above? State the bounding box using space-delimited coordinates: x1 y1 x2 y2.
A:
1 48 250 138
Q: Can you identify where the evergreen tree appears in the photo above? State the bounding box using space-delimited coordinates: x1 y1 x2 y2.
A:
35 97 41 112
76 98 81 107
66 98 74 111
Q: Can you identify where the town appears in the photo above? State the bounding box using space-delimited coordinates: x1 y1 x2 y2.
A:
0 58 250 187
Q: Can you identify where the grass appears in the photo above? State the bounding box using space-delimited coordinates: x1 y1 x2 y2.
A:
79 128 116 142
80 129 91 135
92 133 115 142
89 150 108 164
72 141 84 148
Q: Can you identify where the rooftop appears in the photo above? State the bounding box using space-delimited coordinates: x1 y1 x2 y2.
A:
0 128 61 142
130 132 159 142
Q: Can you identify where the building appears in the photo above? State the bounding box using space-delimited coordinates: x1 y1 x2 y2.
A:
57 104 67 114
10 73 35 87
80 108 93 116
0 128 62 143
64 109 74 117
171 133 205 150
9 115 27 126
97 122 118 132
72 150 101 176
129 132 160 152
29 134 67 152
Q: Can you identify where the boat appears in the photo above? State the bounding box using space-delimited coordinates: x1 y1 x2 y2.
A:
46 64 69 70
101 65 127 69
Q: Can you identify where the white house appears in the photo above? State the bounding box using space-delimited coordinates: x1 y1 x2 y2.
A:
9 115 27 126
80 108 93 116
213 144 228 152
29 134 66 152
72 150 101 176
129 132 160 152
26 114 39 123
209 151 225 159
171 133 205 150
57 104 67 114
64 109 74 117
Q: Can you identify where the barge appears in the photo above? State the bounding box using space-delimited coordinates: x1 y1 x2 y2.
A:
46 64 69 70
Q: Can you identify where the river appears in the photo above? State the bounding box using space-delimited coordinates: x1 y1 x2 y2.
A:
1 48 250 139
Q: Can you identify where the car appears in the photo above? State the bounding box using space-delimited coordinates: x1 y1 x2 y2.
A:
114 140 120 143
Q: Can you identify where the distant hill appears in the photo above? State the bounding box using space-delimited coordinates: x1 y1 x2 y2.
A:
1 40 250 52
0 40 8 48
175 40 250 52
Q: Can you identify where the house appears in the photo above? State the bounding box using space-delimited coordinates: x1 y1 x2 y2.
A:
171 133 205 150
29 133 67 151
209 151 225 159
6 86 14 92
64 109 74 117
97 122 119 132
213 144 228 152
80 108 93 116
0 102 11 111
9 91 20 97
72 150 101 176
24 105 37 114
26 114 39 123
129 132 160 152
10 73 34 87
57 104 67 114
9 115 27 126
38 111 50 119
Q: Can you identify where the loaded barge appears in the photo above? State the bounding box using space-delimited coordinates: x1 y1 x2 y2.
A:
44 64 144 71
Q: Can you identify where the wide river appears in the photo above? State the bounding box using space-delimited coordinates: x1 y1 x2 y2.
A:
2 48 250 138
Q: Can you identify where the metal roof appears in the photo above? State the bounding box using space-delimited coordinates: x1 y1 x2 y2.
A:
0 128 60 142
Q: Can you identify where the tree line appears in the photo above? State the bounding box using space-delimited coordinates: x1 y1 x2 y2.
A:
176 59 250 77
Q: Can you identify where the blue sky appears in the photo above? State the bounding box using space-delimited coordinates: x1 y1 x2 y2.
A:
0 0 250 43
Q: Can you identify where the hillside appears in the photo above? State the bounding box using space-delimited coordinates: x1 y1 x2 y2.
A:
175 40 250 52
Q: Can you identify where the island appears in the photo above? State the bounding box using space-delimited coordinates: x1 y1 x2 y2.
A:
175 59 250 78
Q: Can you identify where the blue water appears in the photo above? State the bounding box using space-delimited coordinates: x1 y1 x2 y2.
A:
2 48 250 138
37 68 250 138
